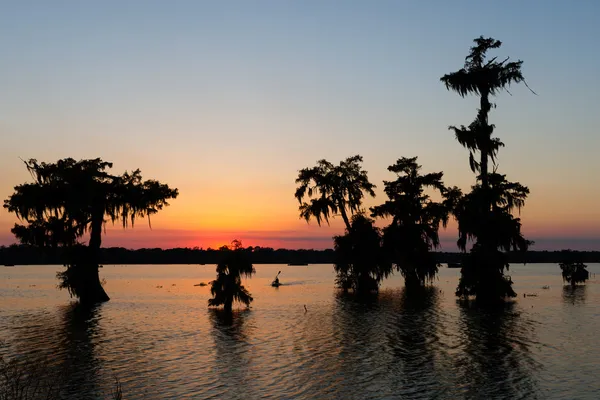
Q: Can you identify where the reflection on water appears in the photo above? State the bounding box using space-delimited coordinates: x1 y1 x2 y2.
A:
331 291 390 399
387 287 447 398
1 264 599 399
454 302 541 399
59 303 104 398
331 288 445 398
4 303 107 399
208 309 253 400
562 285 587 305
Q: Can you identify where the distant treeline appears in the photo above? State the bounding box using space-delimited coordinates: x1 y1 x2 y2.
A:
1 244 599 266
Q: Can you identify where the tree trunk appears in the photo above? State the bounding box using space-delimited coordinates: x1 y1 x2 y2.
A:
480 146 489 193
224 297 233 313
478 90 492 248
479 89 491 194
404 273 421 289
339 207 352 231
80 212 110 304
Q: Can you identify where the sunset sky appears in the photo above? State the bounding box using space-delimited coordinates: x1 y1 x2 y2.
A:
1 1 599 251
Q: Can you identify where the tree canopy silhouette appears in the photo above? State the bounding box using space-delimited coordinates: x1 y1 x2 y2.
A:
453 173 532 299
441 36 533 303
559 250 589 287
333 213 391 294
371 157 461 287
3 158 178 303
208 240 256 313
441 36 532 191
295 155 376 230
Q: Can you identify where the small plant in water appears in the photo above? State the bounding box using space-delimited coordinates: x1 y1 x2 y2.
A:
0 352 124 400
111 377 123 400
0 353 62 400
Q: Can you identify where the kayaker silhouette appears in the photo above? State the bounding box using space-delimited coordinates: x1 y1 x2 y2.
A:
272 271 281 286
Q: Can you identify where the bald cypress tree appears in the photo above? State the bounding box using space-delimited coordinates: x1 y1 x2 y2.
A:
371 157 460 288
295 155 376 230
4 158 178 303
208 240 255 312
441 37 534 303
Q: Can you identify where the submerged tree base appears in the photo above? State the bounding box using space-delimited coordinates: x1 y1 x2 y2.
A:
335 272 380 295
333 214 391 294
208 240 255 312
559 254 589 287
57 263 110 304
455 248 516 304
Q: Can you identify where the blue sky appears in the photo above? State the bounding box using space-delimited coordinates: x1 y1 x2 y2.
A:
0 1 599 250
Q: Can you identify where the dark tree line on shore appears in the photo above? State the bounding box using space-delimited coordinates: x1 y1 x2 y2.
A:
2 36 593 311
1 244 598 266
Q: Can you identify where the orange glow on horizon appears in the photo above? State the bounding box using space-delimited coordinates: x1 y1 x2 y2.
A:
1 175 600 251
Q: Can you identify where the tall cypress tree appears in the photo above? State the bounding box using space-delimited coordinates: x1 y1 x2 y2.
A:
441 37 534 303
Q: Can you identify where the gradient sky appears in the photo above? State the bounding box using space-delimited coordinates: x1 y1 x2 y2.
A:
1 1 599 251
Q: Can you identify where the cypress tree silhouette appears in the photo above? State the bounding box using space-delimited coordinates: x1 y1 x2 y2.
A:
559 250 589 287
441 37 534 303
208 240 255 312
295 156 380 294
371 157 461 288
295 155 375 230
4 158 178 304
333 213 391 294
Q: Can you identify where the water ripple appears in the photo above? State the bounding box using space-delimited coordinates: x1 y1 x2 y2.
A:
2 264 600 399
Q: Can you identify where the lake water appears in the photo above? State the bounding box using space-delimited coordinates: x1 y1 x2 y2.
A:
1 264 599 399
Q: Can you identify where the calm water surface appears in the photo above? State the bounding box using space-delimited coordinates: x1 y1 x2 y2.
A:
1 264 599 399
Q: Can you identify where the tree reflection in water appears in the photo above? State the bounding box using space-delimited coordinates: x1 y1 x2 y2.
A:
454 302 540 399
386 286 448 398
331 290 542 399
330 288 449 399
562 285 587 305
331 290 390 398
208 309 254 400
58 302 104 398
3 302 106 399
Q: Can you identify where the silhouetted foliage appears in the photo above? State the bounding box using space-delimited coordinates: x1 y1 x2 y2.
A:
559 250 589 286
208 240 256 312
560 262 589 287
454 173 530 252
442 36 533 303
0 352 63 400
371 157 461 287
295 155 376 230
3 158 178 303
333 214 392 294
452 173 532 299
440 36 533 190
454 175 532 301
